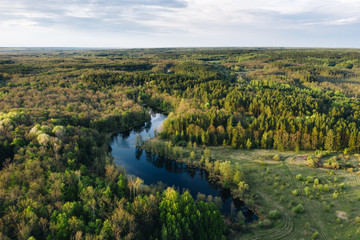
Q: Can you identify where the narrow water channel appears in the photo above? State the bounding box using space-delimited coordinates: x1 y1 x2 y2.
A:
111 110 258 223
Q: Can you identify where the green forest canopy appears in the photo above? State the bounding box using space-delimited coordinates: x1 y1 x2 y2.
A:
0 48 360 239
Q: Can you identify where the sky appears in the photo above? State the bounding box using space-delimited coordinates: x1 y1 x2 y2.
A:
0 0 360 48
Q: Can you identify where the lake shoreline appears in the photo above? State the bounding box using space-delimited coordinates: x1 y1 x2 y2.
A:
110 110 258 222
141 137 260 221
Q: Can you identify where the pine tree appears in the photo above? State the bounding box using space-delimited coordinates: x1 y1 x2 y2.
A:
325 129 335 151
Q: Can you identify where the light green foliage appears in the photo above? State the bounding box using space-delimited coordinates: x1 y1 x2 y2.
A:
233 169 244 183
238 181 249 193
324 184 330 192
52 126 66 139
355 216 360 225
312 231 319 239
246 139 252 149
204 148 211 159
324 156 340 169
306 176 314 183
292 189 299 196
219 161 233 183
50 211 70 239
314 178 319 186
0 118 14 133
189 151 196 162
273 154 281 161
296 174 303 181
29 124 41 137
159 188 226 240
37 133 51 146
213 160 220 174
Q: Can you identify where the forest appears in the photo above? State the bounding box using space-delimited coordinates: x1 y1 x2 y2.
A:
1 48 360 239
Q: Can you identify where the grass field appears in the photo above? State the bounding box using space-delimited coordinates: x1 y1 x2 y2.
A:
144 138 360 239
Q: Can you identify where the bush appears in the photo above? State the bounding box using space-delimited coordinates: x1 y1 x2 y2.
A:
273 155 281 161
307 158 317 168
236 211 245 225
262 219 272 228
296 174 303 181
313 178 319 185
269 210 281 219
306 176 314 183
292 204 304 214
355 216 360 225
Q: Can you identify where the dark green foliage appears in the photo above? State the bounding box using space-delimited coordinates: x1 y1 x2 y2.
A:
269 210 281 219
292 204 304 214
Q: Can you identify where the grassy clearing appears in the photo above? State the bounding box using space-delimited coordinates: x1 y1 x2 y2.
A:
144 138 360 239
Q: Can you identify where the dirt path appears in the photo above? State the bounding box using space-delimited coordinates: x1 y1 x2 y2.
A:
245 181 295 240
249 213 294 240
284 158 331 240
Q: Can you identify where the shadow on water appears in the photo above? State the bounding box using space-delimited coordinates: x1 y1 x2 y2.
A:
111 109 258 223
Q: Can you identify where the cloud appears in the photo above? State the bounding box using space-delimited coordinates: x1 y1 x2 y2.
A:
305 17 358 26
0 0 188 30
0 0 360 47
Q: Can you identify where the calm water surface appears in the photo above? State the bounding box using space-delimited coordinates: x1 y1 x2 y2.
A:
111 111 258 222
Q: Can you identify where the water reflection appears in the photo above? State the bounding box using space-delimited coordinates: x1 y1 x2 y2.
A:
111 110 258 223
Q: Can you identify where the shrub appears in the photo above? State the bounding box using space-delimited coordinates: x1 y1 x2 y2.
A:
292 204 304 214
292 189 299 196
296 174 303 181
236 211 245 225
312 231 319 239
313 178 319 185
324 157 340 169
262 219 272 228
269 210 281 219
355 216 360 225
306 176 314 183
307 158 317 168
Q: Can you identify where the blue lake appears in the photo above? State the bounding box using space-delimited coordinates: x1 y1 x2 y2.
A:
111 110 258 223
